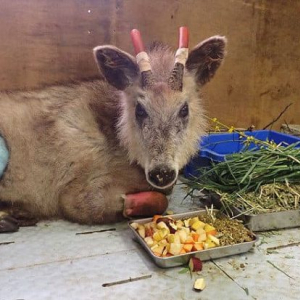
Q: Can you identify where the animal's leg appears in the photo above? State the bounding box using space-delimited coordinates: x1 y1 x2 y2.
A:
59 181 126 224
0 202 38 233
59 181 170 224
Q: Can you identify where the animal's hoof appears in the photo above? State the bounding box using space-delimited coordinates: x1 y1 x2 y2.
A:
0 213 19 233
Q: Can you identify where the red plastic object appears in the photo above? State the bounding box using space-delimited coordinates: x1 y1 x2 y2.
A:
130 29 145 54
179 26 189 48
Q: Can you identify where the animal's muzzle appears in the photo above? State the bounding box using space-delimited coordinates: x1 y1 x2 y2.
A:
148 166 176 188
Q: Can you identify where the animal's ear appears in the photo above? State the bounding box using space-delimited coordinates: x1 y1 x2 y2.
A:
186 36 226 86
93 46 139 90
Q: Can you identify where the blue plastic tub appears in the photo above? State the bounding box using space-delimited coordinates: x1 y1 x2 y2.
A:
184 130 300 178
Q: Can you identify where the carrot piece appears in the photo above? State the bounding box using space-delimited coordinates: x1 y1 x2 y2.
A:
183 244 193 252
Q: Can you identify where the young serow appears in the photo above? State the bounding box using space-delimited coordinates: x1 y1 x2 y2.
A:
0 27 226 232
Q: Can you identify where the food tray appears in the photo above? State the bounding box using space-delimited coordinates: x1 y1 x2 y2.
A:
128 210 257 268
230 207 300 232
208 195 300 232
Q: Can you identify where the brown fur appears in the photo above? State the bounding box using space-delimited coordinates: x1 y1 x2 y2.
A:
0 35 226 224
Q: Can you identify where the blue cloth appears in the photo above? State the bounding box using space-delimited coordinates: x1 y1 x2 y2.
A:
0 135 9 177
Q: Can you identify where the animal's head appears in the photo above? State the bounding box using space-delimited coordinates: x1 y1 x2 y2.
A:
93 27 226 190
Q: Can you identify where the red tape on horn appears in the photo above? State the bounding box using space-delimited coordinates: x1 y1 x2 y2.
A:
130 29 145 55
179 26 189 48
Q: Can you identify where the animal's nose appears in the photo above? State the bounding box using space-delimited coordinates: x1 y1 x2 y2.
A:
148 167 176 188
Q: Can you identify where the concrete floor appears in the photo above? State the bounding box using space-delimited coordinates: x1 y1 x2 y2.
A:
0 182 300 300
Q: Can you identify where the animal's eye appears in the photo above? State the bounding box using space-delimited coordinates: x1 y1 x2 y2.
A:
135 103 148 120
179 103 189 118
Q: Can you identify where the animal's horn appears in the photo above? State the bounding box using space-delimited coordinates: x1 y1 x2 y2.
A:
130 29 154 89
168 26 189 91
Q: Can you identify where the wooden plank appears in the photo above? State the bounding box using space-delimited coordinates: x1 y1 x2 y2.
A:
0 0 299 130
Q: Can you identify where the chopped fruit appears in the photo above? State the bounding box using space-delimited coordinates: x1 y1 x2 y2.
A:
198 232 207 242
153 215 163 223
177 229 188 243
191 220 206 231
184 236 194 244
130 222 139 230
153 231 163 242
207 234 220 246
179 248 187 255
183 219 190 227
131 213 221 257
175 220 184 229
191 233 200 242
193 278 206 291
183 243 193 252
144 236 154 246
157 221 169 230
204 224 217 236
189 257 203 272
189 217 200 226
152 245 165 257
169 222 178 232
137 225 145 238
204 240 217 249
192 242 204 251
169 243 183 255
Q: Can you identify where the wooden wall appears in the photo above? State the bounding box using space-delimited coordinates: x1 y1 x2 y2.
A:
0 0 299 130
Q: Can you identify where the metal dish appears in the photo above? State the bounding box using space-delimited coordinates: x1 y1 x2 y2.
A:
128 210 257 268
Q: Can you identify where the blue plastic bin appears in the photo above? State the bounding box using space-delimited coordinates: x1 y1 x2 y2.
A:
184 130 300 178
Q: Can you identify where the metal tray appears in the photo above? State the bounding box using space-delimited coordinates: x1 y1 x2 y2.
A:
203 192 300 232
231 207 300 232
128 210 257 268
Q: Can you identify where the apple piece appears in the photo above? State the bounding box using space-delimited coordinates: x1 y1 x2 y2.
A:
137 225 146 238
130 222 139 230
168 221 178 233
191 220 206 231
184 235 194 244
169 243 183 255
198 232 207 242
153 231 163 242
189 257 203 272
177 229 188 243
192 242 204 251
189 217 200 225
152 245 165 257
175 220 184 229
157 221 169 230
207 234 220 246
174 232 182 244
162 246 169 257
181 226 191 235
183 218 190 228
203 240 217 249
159 238 168 246
167 234 175 243
196 227 206 235
193 278 206 291
144 236 154 247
